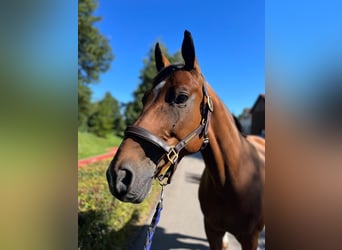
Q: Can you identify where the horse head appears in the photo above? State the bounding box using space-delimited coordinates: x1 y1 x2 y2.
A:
106 30 212 203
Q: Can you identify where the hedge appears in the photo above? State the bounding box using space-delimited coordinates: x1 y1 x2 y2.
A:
78 160 160 250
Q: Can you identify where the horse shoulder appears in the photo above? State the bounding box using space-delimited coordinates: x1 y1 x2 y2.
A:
246 135 265 164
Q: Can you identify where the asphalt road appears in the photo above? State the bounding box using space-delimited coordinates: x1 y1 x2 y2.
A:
130 154 265 250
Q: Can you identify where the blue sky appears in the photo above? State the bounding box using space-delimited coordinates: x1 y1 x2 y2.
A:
91 0 264 115
266 1 342 107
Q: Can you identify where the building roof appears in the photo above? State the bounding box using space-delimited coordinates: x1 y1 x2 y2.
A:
250 94 265 113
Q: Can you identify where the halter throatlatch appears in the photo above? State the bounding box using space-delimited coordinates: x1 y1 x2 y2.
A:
124 68 213 185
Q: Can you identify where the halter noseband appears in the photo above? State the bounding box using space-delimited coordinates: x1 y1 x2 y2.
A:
124 66 213 185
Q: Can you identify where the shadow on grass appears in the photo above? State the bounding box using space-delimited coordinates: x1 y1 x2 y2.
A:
78 209 210 250
78 209 144 250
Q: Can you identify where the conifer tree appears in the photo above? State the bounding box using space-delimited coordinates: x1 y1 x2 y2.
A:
124 44 181 126
78 0 113 129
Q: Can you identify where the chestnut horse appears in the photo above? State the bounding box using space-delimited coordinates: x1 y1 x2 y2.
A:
106 30 265 250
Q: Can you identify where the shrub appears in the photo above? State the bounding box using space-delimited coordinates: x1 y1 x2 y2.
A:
78 160 160 250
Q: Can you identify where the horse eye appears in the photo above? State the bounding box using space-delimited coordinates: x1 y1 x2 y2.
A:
175 94 189 104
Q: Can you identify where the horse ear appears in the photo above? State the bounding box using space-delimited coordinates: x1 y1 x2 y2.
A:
155 42 170 72
181 30 200 71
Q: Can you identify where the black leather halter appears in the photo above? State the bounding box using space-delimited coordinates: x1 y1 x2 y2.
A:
124 66 213 185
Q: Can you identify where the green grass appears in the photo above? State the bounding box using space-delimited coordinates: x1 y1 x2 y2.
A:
78 132 123 159
78 160 160 250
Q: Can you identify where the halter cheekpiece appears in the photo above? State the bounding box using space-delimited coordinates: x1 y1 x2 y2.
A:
124 64 213 185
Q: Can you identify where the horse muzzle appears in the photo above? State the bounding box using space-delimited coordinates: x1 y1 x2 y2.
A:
106 160 154 203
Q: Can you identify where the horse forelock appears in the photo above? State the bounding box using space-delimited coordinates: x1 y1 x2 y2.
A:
152 64 184 86
152 63 202 87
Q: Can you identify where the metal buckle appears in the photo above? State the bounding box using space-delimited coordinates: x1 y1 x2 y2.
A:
201 118 206 125
207 96 214 112
156 161 173 185
166 147 178 164
155 148 179 185
203 135 209 144
158 175 170 186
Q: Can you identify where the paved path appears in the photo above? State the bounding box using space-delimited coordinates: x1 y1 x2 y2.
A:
130 154 264 250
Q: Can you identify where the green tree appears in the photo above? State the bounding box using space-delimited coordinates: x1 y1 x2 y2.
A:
78 0 113 85
113 103 126 137
78 82 92 131
88 92 123 137
78 0 114 129
124 43 182 126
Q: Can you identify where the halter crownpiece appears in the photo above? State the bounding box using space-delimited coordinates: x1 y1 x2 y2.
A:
124 68 213 185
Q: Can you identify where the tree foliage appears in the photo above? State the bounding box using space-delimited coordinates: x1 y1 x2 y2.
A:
88 92 124 138
78 0 114 131
124 43 182 126
78 82 92 131
78 0 113 85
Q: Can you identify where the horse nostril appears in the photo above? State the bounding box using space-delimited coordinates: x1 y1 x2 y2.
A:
116 167 133 195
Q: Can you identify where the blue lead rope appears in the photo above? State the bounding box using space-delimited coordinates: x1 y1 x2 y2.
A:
144 185 164 250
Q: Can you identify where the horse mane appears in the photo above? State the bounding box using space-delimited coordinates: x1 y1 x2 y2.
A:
232 114 246 137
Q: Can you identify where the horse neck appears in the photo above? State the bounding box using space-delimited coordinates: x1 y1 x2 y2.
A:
201 85 246 190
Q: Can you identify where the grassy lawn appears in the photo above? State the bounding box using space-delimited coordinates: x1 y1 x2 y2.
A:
78 132 123 159
78 160 160 250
